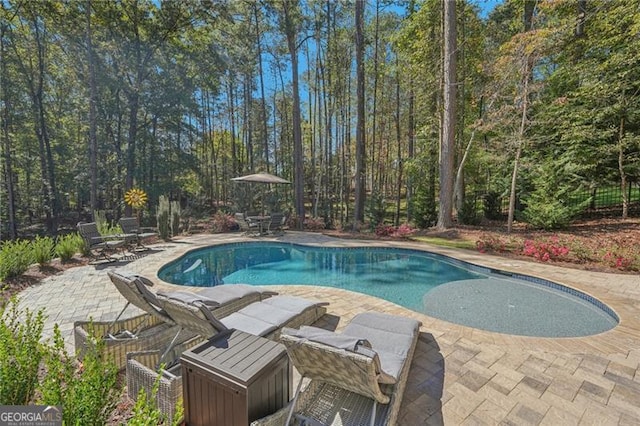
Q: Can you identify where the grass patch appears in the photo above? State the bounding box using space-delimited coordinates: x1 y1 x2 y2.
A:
413 236 477 250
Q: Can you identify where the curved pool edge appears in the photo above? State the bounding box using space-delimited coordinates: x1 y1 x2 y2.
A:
138 232 640 353
155 236 622 339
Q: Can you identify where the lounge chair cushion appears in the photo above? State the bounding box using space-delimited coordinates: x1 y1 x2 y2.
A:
221 296 321 337
196 284 271 306
342 312 420 382
157 290 221 308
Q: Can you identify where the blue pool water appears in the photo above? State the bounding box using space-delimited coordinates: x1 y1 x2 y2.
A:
158 242 619 337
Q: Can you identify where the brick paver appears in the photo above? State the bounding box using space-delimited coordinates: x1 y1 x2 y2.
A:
16 232 640 424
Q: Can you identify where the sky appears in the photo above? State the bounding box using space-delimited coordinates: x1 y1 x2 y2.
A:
472 0 504 18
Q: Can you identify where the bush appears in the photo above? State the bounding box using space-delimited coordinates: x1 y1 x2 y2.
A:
0 240 34 281
521 162 588 230
375 223 416 239
157 196 171 240
212 212 236 233
521 237 570 262
483 191 503 220
303 217 325 230
0 298 46 404
55 233 83 262
40 323 119 425
128 369 183 426
476 234 508 253
170 201 181 237
32 236 55 266
458 198 481 225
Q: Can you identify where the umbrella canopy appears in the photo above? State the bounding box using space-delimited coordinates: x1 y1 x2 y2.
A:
231 172 291 184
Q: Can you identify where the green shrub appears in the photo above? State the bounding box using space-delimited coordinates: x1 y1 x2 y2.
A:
40 323 119 425
0 298 46 404
55 233 83 262
170 201 181 237
521 162 589 230
94 210 122 235
31 236 55 266
128 367 183 426
157 196 171 240
483 191 503 220
0 240 34 281
458 198 481 225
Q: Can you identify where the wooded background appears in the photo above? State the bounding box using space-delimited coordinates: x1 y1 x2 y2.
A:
1 0 639 238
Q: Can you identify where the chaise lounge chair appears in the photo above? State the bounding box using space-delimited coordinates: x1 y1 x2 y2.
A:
74 270 277 370
253 312 421 426
155 291 328 342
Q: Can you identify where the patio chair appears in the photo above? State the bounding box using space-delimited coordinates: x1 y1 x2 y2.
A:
267 212 286 235
155 292 329 342
77 222 127 263
252 312 421 426
74 270 276 370
235 212 260 236
118 217 158 250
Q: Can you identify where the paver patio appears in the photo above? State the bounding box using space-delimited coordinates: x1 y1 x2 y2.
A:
17 232 640 425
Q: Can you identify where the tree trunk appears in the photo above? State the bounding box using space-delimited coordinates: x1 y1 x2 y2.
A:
86 0 98 216
437 0 456 230
283 0 305 229
0 21 17 239
125 90 139 217
253 3 270 173
507 65 530 233
618 116 628 219
353 0 366 227
394 55 402 227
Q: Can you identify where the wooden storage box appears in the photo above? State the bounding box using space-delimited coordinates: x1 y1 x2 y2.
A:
181 330 290 425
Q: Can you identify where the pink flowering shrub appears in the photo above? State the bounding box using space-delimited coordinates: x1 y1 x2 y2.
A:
375 223 415 239
375 224 394 237
521 237 570 262
391 224 416 239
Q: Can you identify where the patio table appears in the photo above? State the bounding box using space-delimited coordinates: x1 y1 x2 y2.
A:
247 215 271 235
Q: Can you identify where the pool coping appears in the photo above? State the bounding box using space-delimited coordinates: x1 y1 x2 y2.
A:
157 239 621 337
129 232 640 355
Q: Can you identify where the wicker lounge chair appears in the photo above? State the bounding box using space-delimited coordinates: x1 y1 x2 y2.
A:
118 217 158 250
155 292 328 341
74 270 277 370
77 222 128 263
253 312 421 426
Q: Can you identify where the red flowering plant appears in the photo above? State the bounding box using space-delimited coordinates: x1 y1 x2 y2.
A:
390 224 416 239
521 236 570 262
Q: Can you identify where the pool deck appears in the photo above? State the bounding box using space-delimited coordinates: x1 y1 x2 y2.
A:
17 232 640 425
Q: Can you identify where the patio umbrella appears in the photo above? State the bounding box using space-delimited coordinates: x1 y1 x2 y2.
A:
231 172 291 184
231 172 290 213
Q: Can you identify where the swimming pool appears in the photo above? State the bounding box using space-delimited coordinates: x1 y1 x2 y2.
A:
158 242 619 337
